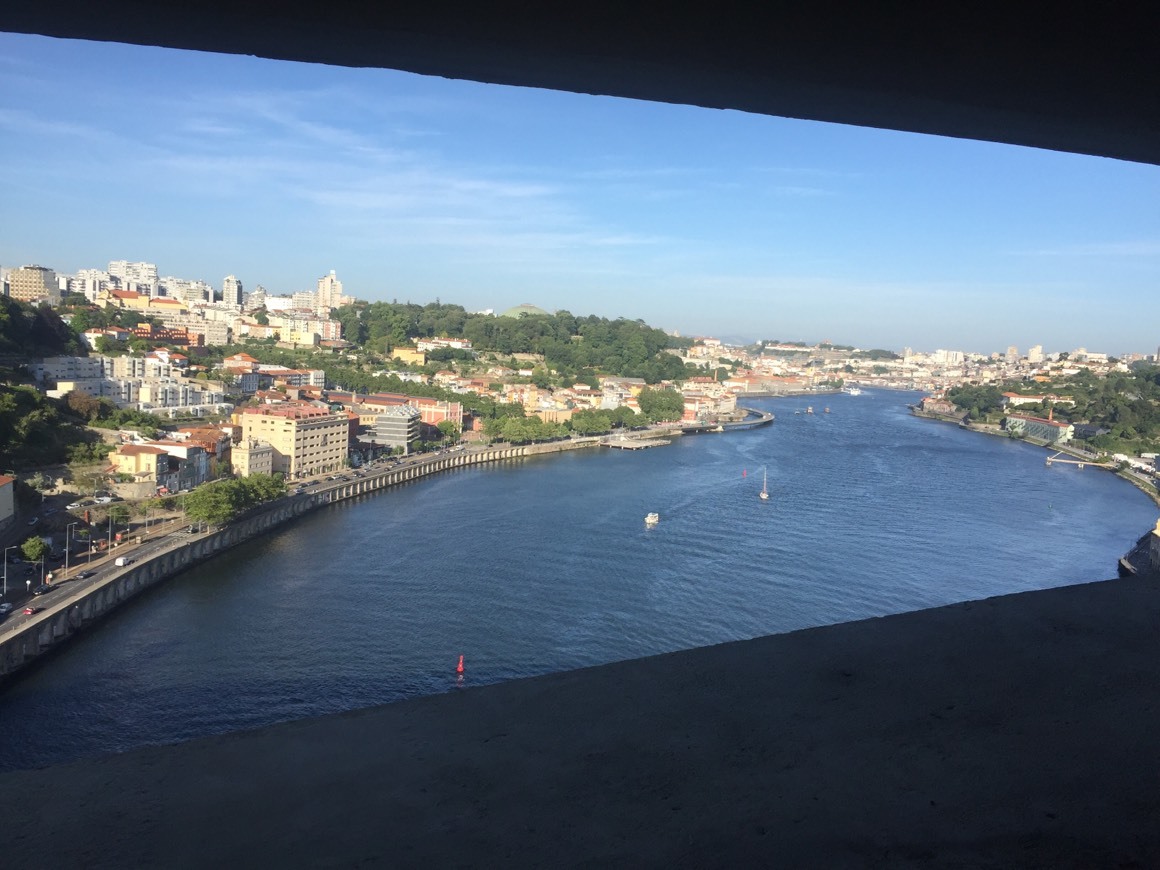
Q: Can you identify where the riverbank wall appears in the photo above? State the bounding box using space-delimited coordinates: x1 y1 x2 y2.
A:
0 441 591 683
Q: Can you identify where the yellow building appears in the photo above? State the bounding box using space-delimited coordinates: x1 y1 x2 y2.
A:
391 346 426 366
240 405 349 478
109 444 169 483
99 289 188 316
8 265 59 303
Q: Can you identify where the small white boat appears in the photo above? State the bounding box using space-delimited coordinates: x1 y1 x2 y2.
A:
759 467 770 501
844 386 863 396
645 512 660 525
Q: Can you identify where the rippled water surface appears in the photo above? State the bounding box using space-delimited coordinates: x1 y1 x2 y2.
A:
1 392 1155 771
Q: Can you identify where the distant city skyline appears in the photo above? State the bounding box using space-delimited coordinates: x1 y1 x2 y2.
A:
2 32 1158 354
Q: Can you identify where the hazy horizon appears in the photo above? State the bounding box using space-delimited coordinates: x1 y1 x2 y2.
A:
2 32 1158 356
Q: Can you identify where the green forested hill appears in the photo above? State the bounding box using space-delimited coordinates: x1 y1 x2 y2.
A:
334 301 692 382
0 298 86 359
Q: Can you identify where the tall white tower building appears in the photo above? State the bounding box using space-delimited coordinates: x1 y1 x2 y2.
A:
316 270 344 311
223 275 243 307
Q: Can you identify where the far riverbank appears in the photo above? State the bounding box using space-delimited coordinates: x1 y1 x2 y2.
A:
910 406 1160 508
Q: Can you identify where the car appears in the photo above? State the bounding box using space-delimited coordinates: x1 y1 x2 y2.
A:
0 603 14 615
67 501 83 510
76 570 96 580
24 565 36 576
94 496 113 504
44 508 59 516
32 584 54 595
26 516 38 526
23 606 44 615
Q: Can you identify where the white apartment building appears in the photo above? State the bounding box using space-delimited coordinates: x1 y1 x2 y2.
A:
316 270 344 311
69 269 114 302
108 260 159 296
35 355 114 384
222 275 243 307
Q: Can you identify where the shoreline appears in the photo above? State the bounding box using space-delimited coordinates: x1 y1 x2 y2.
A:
910 406 1160 508
0 440 605 684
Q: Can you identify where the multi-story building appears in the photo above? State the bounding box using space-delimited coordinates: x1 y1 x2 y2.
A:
1003 413 1074 443
366 405 421 453
1028 345 1045 364
316 270 344 312
239 405 349 478
35 356 115 385
8 265 59 303
110 442 210 493
109 444 170 485
158 277 213 304
108 260 159 296
222 275 243 307
69 268 114 302
150 309 231 345
416 337 473 352
244 286 266 312
231 439 274 477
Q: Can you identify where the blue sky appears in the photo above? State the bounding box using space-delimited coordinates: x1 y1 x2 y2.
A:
2 32 1158 355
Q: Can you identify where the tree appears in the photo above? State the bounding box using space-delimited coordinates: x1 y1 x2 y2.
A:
65 389 103 421
184 481 237 526
436 420 461 442
22 535 49 563
637 387 686 423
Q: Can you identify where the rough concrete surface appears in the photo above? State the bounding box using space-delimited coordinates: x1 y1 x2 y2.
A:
3 577 1160 868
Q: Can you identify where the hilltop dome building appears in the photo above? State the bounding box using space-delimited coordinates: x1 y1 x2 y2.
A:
499 302 552 318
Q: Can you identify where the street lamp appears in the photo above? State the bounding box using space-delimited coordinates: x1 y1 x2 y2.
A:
65 521 78 578
3 545 17 600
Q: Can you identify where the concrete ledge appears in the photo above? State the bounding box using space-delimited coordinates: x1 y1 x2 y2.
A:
3 576 1160 867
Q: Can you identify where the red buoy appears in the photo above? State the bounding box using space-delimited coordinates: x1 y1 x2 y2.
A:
456 654 465 674
742 469 747 478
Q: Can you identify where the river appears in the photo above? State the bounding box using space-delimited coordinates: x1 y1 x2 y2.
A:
1 391 1155 772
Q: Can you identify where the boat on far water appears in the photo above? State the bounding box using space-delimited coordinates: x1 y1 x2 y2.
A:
645 512 660 525
759 468 770 501
806 406 814 415
843 386 863 396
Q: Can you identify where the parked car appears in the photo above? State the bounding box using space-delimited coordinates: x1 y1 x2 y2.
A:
67 501 83 510
26 516 38 526
0 602 14 615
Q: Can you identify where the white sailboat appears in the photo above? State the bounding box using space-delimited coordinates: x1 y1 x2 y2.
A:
759 467 770 501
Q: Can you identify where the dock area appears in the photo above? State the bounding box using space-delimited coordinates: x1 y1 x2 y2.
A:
603 437 672 449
